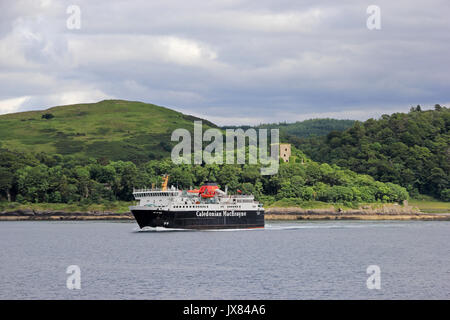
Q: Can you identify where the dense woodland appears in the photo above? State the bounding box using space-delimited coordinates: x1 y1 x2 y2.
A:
291 105 450 200
0 147 408 207
256 119 355 138
222 119 355 146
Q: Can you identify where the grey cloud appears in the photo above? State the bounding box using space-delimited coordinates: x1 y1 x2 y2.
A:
0 0 449 124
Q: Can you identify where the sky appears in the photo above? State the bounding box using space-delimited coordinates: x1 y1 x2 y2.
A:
0 0 449 125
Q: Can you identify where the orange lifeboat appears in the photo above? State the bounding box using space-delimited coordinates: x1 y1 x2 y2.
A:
197 183 219 198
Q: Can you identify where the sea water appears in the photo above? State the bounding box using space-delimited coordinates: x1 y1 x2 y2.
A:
0 220 449 299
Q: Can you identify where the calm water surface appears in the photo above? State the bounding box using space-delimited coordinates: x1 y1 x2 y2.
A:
0 220 449 299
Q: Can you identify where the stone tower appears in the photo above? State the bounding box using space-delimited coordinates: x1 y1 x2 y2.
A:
279 143 291 162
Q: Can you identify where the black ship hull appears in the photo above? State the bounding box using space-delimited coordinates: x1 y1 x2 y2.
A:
130 208 264 230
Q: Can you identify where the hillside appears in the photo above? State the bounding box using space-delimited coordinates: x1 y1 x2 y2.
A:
0 100 217 163
257 118 355 138
296 105 450 201
0 100 447 205
0 99 411 206
221 119 355 143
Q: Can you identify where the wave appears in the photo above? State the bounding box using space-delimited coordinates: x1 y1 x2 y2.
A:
133 221 406 232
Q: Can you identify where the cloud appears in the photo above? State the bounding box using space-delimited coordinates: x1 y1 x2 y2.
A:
44 89 114 106
67 35 217 67
0 96 31 114
0 0 449 125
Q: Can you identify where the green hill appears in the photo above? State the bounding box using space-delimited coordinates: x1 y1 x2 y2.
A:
222 119 355 149
0 100 217 163
296 105 450 201
222 119 354 139
257 118 355 138
0 100 412 206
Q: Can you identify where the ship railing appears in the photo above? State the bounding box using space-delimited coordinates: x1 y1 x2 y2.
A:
133 188 180 193
228 195 254 198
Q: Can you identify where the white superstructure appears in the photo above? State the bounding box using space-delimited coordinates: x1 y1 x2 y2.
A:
131 185 261 212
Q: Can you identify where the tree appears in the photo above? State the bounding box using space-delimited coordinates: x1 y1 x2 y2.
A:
0 167 13 201
294 106 449 200
41 113 54 119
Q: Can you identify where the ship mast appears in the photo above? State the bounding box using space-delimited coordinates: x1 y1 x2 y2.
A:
161 175 169 191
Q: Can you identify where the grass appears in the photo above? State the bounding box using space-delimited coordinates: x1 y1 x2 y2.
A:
0 99 216 162
409 196 450 213
267 199 352 210
266 198 450 213
267 197 449 213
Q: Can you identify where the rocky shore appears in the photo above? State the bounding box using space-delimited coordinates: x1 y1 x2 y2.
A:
265 203 450 220
1 203 449 221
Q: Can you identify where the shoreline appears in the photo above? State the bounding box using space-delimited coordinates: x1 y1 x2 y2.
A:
265 213 450 221
264 204 450 220
0 210 134 221
1 206 449 221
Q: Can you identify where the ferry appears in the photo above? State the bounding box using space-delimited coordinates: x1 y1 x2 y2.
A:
129 176 264 230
